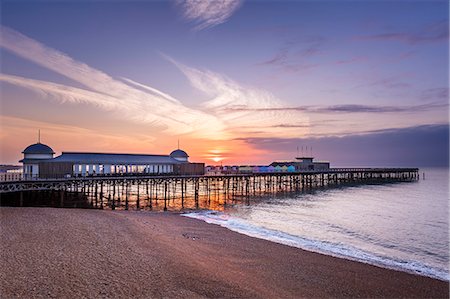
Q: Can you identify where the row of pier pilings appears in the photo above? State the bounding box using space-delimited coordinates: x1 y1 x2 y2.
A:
0 169 419 210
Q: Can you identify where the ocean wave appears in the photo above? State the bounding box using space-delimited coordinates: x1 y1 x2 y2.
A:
182 210 449 281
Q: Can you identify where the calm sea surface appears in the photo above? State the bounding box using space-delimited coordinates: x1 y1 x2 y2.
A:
185 168 449 281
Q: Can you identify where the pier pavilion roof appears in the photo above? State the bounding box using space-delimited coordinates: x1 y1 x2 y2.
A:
48 152 183 165
22 143 55 155
170 149 189 158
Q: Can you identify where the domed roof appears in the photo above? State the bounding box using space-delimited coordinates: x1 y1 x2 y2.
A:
22 143 55 154
170 149 189 158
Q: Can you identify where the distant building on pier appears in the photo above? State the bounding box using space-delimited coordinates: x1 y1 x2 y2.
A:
270 156 330 171
0 165 23 182
205 156 330 175
20 142 204 179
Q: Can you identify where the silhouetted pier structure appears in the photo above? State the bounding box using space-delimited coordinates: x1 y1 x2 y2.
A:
0 168 419 210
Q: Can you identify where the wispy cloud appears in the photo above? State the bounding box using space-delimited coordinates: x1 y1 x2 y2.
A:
315 103 447 113
163 53 310 137
370 78 411 89
258 36 325 73
420 87 449 103
0 73 121 111
356 20 449 44
0 26 310 140
335 56 367 65
353 73 414 92
3 26 443 145
176 0 242 31
221 102 448 114
0 26 225 138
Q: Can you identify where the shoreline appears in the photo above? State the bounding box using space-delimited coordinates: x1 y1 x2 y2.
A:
182 210 449 282
1 207 448 298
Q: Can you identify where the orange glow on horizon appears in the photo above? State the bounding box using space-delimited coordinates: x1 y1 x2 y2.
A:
0 116 277 166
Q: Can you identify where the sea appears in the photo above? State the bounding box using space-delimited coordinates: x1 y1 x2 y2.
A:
184 168 449 281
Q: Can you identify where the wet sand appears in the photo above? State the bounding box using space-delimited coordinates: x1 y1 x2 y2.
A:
1 208 448 298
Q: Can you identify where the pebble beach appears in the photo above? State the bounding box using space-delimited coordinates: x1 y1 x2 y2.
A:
1 207 448 298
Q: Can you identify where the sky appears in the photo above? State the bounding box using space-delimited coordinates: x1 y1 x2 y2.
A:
0 0 448 167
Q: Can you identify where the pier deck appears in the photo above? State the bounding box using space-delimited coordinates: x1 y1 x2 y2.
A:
0 168 419 210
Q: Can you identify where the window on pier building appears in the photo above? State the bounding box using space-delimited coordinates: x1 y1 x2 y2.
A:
118 165 123 173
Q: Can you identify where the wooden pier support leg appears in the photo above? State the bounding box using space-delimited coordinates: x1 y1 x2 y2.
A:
78 184 84 205
19 191 24 207
168 181 171 207
164 181 168 211
125 183 129 210
231 178 235 199
146 181 149 209
90 183 94 206
195 179 199 209
207 179 211 204
117 183 121 207
181 179 185 209
112 181 116 208
94 183 98 208
60 190 64 208
137 182 140 211
110 194 115 210
217 179 220 202
100 182 104 210
117 182 121 206
222 179 226 205
149 181 153 211
245 178 250 205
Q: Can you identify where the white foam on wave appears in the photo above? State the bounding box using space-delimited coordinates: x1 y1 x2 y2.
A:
182 210 449 281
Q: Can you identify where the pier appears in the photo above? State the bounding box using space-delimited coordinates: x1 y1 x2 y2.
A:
0 168 419 210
